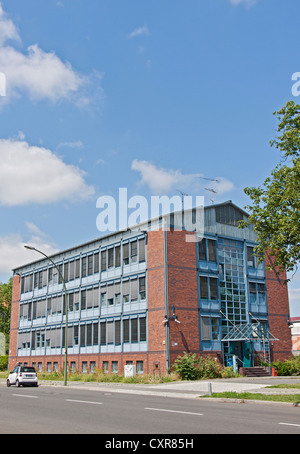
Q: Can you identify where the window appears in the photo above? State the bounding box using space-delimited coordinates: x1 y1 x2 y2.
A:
131 241 138 263
137 361 144 374
107 321 114 344
115 320 121 345
201 317 219 341
101 288 107 307
199 240 206 261
207 239 217 262
103 361 109 373
115 246 121 267
199 239 217 262
112 361 118 374
81 257 87 278
107 284 114 306
247 247 255 268
139 277 146 300
139 238 146 262
131 279 138 302
88 255 93 275
123 281 129 304
82 362 88 373
101 250 107 271
131 318 138 343
199 276 208 299
123 243 129 265
100 322 106 345
249 282 266 305
108 248 114 269
199 276 218 300
75 259 80 279
123 319 130 343
93 322 98 345
94 252 99 274
140 317 147 342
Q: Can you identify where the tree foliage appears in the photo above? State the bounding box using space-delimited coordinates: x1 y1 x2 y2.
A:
0 277 13 352
240 101 300 276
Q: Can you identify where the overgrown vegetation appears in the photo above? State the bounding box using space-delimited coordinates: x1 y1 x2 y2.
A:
173 353 240 380
272 355 300 376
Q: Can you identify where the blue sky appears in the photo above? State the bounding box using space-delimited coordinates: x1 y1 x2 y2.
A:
0 0 299 316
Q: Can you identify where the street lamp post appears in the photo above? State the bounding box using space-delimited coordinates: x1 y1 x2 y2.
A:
24 245 68 386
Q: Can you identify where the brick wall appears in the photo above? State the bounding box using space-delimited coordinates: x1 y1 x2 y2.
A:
8 274 20 370
167 230 199 369
146 229 168 374
264 253 293 361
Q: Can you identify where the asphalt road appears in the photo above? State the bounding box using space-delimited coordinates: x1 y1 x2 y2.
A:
0 383 299 435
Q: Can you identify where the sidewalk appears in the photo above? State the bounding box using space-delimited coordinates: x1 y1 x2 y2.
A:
1 376 299 400
37 376 300 399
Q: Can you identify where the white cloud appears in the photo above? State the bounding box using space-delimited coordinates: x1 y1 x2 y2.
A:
0 223 59 279
0 139 95 206
128 25 150 39
228 0 257 7
0 3 20 46
131 159 234 196
0 3 102 106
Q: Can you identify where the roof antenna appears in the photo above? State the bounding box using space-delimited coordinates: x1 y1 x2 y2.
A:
205 187 217 204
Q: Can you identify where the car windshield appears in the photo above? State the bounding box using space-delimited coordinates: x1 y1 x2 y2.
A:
20 367 35 373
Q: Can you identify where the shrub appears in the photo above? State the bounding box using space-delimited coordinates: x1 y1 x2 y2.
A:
173 353 201 380
173 353 223 380
272 356 300 376
0 356 8 371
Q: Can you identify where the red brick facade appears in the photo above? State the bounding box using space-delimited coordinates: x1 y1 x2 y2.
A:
264 253 293 361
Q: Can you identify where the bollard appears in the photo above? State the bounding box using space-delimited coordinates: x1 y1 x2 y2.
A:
208 382 212 396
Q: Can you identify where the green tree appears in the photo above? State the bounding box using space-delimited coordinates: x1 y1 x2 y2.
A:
0 277 13 353
240 101 300 277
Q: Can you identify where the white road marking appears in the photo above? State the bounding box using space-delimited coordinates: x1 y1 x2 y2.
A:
66 399 103 405
12 394 38 399
145 407 203 416
279 423 300 428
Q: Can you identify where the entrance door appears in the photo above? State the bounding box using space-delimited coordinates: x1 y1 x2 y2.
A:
242 341 252 367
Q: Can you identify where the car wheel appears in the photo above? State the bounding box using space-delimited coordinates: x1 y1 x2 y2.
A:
6 379 10 387
16 379 21 387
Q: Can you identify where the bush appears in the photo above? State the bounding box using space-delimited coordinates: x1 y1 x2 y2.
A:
0 356 8 371
173 353 201 380
272 356 300 376
173 353 223 380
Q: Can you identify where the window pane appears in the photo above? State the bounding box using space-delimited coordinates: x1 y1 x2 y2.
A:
139 317 146 342
201 317 210 340
100 322 106 345
108 248 114 268
199 240 207 261
115 320 121 344
115 246 121 267
200 276 208 299
207 239 217 262
139 238 146 262
107 322 114 344
123 319 129 342
210 278 218 300
131 318 138 343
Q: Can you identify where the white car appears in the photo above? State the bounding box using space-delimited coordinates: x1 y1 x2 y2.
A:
7 365 38 387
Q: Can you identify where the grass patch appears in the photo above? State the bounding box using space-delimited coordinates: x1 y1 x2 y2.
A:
201 392 300 404
266 383 300 389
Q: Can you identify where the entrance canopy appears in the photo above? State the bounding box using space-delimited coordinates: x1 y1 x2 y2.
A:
221 322 278 342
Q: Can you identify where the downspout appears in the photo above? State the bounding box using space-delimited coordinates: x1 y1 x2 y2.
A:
163 229 170 373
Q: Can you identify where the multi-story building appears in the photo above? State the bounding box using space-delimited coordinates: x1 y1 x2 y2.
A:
8 201 292 375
